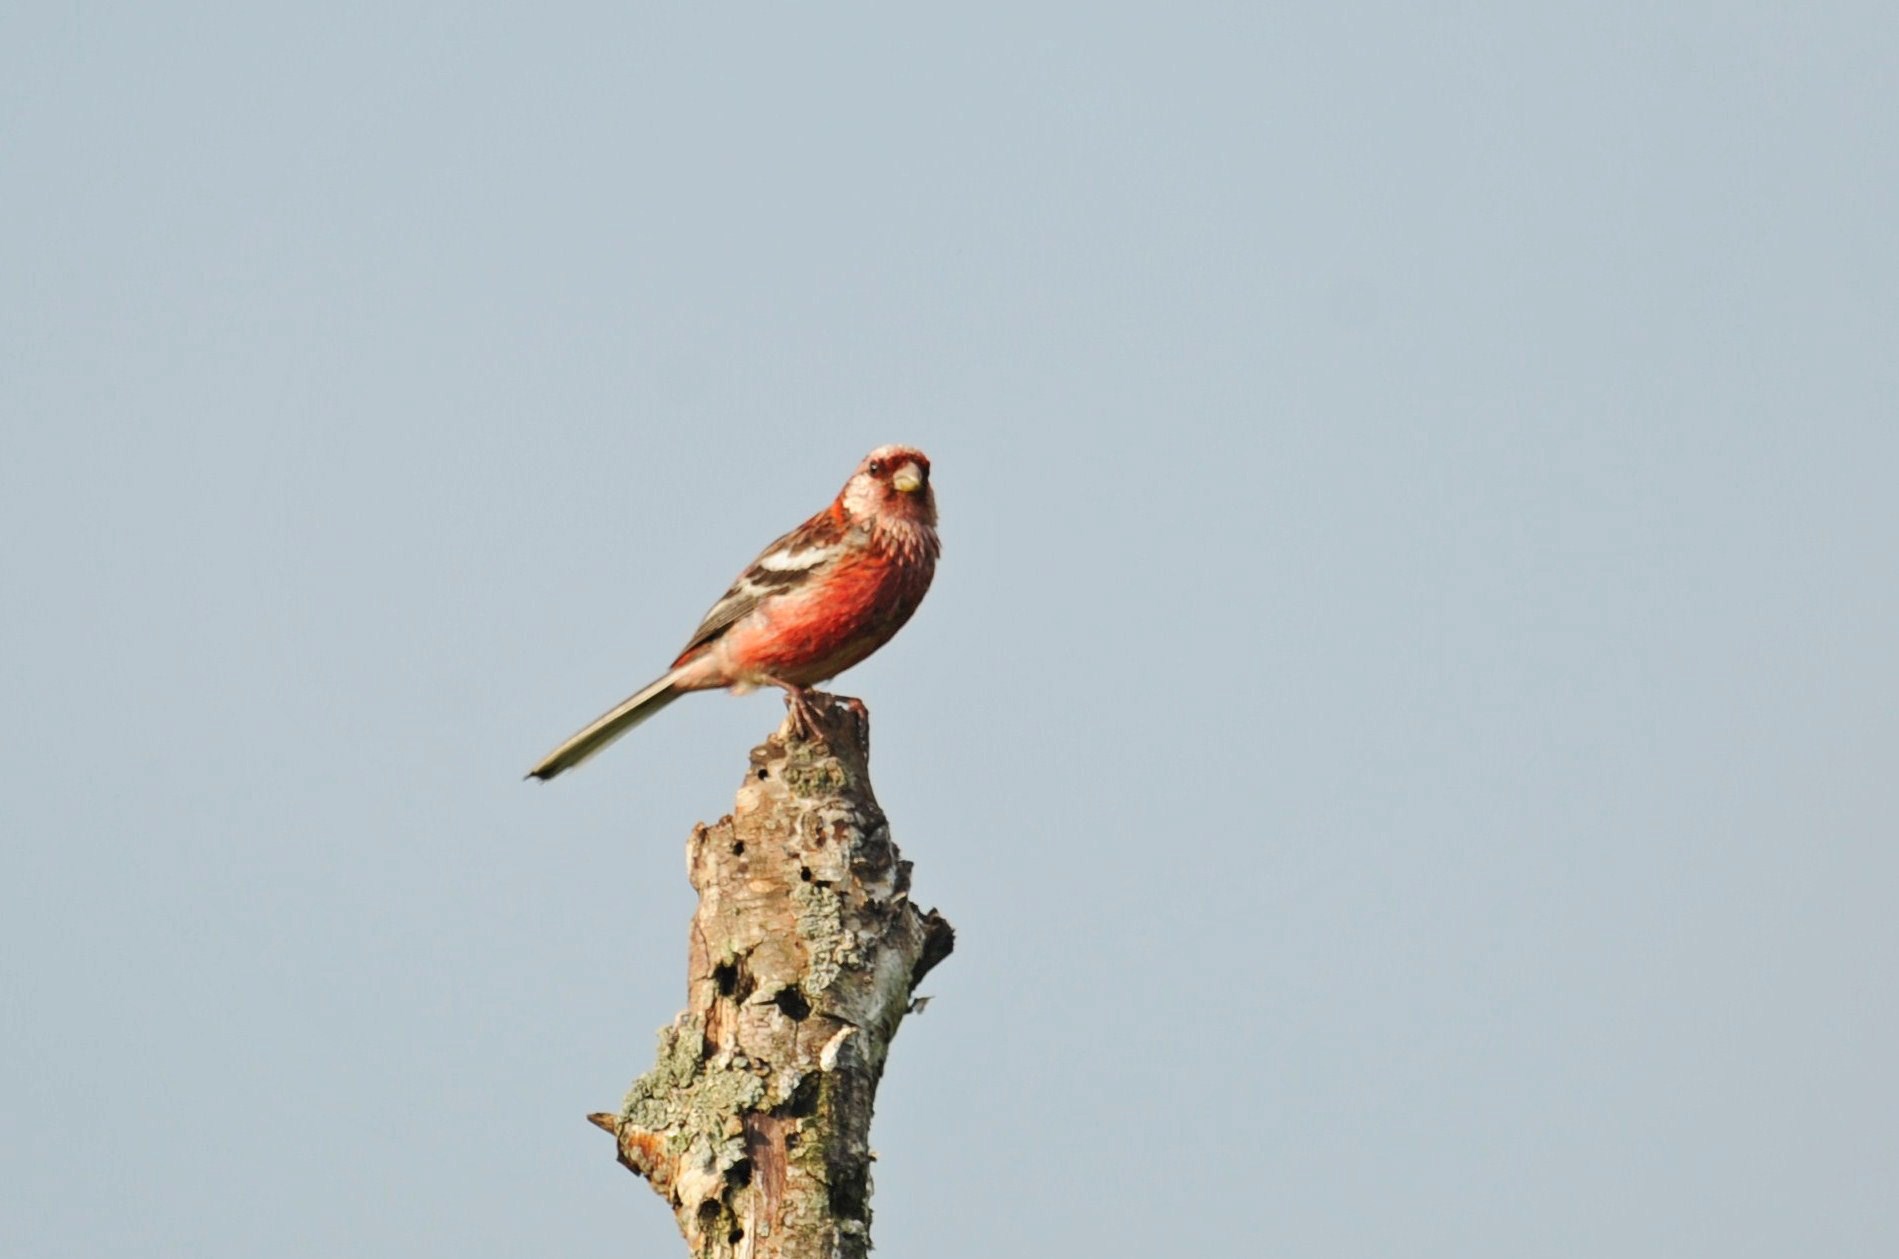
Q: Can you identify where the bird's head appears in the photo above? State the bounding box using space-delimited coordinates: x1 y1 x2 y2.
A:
841 444 937 533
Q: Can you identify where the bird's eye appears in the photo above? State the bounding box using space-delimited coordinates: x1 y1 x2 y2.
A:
867 460 885 476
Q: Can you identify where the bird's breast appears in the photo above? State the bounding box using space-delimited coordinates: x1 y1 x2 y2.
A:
726 542 935 685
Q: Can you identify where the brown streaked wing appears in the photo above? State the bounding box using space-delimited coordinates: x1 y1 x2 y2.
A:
670 508 849 665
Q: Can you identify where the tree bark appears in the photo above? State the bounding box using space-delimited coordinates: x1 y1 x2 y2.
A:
589 694 954 1259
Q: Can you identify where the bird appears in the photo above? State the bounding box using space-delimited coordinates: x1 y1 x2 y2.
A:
527 445 940 780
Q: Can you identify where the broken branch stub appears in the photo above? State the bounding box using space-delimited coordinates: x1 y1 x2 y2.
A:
595 694 954 1259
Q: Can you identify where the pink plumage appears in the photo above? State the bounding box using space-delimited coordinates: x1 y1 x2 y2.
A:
527 446 939 780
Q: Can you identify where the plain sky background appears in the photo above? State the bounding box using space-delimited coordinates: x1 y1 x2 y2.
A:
4 5 1895 1256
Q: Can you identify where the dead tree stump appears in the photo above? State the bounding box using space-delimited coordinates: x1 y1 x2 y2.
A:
588 694 954 1258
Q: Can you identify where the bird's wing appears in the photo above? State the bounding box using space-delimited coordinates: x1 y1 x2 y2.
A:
671 506 853 665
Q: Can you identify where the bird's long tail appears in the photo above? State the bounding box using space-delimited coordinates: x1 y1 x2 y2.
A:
526 672 685 780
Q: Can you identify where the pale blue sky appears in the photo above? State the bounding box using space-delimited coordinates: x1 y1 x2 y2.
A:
4 5 1896 1256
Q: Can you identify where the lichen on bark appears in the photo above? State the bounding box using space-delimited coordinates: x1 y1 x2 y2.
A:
589 694 954 1259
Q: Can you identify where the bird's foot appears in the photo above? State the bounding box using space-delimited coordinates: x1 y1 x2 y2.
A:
788 687 830 737
766 679 827 738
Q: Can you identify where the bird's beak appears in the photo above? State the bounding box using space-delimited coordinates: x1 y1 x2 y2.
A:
892 463 924 494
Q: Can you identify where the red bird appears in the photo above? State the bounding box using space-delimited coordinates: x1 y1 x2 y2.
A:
527 445 940 780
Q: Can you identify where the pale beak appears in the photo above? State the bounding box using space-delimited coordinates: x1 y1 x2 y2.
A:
891 463 923 494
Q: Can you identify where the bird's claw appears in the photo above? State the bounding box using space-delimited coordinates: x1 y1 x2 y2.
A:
785 687 826 738
766 679 827 739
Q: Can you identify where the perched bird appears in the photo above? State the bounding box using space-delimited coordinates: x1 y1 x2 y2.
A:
527 445 940 780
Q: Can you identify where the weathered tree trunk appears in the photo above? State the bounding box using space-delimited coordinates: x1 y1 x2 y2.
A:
589 694 954 1259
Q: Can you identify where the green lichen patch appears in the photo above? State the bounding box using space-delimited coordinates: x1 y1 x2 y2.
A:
622 1015 767 1146
790 879 846 994
781 759 849 798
